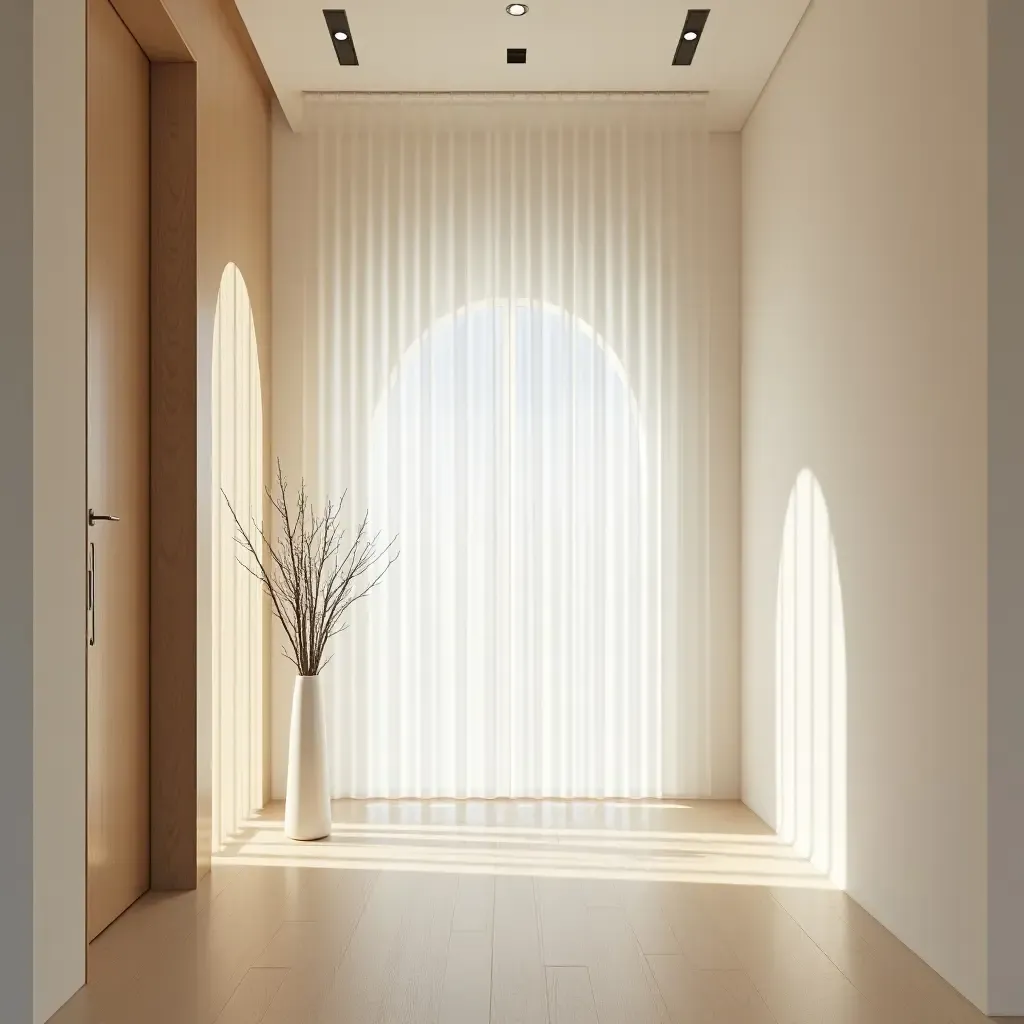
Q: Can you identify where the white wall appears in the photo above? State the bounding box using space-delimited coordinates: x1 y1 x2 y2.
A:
1 1 37 1021
741 0 989 1010
270 115 743 800
33 0 89 1018
0 1 86 1022
986 0 1024 1014
1 2 86 1022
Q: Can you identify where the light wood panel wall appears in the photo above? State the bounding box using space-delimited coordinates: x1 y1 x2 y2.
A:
109 0 192 61
150 60 199 891
103 0 270 892
160 0 272 883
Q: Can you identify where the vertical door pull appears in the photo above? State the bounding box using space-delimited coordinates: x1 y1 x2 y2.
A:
88 541 96 647
87 509 116 647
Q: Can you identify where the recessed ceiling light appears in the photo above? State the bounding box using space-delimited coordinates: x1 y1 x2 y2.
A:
672 9 709 66
323 9 358 65
506 3 528 15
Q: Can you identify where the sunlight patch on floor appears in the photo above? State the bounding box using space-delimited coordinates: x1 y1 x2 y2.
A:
213 799 833 889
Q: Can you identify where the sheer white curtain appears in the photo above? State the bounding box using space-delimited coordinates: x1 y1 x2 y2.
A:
294 94 710 798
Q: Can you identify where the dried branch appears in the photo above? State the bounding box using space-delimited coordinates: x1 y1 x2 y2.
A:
222 459 398 677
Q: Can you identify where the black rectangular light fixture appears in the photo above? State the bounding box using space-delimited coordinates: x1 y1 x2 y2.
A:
324 9 358 66
507 47 527 64
672 9 709 65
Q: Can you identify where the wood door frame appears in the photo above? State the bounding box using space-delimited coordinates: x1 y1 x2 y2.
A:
148 57 200 893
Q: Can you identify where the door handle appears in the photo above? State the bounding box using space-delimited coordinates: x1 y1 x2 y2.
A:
87 541 96 647
86 510 117 645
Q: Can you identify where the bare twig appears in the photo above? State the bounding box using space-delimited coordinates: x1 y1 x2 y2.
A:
222 459 398 677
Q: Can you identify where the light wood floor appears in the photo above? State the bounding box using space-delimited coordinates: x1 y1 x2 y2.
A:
51 800 1003 1023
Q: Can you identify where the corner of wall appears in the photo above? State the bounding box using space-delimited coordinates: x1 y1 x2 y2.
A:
268 108 307 798
708 132 743 799
986 1 1024 1014
32 0 88 1019
4 0 37 1021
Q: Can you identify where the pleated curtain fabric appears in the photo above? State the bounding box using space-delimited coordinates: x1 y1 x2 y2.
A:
295 94 710 798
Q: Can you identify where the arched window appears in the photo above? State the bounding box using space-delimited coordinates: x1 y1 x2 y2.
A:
349 299 653 798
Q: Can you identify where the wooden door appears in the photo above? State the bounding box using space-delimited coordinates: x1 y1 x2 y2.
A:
87 0 151 942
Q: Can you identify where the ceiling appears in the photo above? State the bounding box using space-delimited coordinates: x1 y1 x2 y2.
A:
233 0 811 131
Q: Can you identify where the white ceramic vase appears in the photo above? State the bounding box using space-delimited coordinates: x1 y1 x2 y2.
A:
284 675 331 841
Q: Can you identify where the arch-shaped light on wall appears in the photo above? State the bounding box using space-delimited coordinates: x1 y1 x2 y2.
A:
211 262 264 848
775 469 848 886
348 297 652 798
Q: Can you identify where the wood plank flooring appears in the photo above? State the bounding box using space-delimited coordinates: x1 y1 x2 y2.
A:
49 800 1007 1024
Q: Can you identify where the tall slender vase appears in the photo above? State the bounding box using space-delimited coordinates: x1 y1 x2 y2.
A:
284 675 331 840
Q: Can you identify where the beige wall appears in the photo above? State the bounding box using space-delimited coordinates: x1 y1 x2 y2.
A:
741 0 989 1010
159 0 271 343
158 0 272 874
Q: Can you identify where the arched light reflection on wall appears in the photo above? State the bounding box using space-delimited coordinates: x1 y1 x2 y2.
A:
211 262 264 847
320 297 674 800
775 469 847 886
